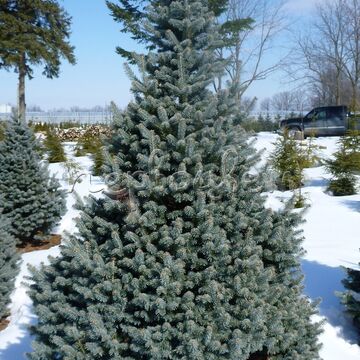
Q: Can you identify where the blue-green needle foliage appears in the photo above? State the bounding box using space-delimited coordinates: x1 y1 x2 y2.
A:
28 1 321 359
340 256 360 337
0 210 20 321
0 118 66 243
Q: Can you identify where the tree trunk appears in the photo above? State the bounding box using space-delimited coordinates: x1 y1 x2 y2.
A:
18 53 26 122
335 71 341 105
351 83 358 111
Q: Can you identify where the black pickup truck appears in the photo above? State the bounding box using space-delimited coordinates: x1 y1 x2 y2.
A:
279 105 360 138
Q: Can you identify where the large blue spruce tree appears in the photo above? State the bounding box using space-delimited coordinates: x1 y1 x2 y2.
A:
0 118 66 243
0 209 20 322
28 1 321 359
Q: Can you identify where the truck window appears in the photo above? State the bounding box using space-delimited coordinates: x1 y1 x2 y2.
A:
327 108 340 117
314 110 326 120
304 109 326 121
304 110 314 120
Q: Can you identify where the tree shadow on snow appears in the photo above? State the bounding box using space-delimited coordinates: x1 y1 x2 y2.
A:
341 199 360 212
304 178 329 188
0 312 35 359
302 260 359 344
0 334 33 360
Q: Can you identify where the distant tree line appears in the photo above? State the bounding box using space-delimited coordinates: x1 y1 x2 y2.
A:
7 105 113 113
260 90 311 114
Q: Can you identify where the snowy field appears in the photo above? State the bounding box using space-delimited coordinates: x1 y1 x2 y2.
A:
0 134 360 359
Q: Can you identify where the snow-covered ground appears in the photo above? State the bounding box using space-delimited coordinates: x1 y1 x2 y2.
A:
254 133 360 359
0 135 360 359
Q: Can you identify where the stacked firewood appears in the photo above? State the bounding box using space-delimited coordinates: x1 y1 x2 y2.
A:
55 125 111 141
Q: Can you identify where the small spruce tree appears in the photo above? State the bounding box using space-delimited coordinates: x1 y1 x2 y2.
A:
74 131 105 175
0 209 20 323
263 113 276 132
91 140 105 176
271 131 311 207
74 132 94 157
326 131 360 196
0 121 6 141
300 135 320 168
30 122 52 133
28 1 320 359
74 127 108 155
44 129 66 163
0 118 66 243
271 131 306 191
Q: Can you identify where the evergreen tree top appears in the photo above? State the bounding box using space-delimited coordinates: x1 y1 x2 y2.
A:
103 0 251 200
0 118 41 162
107 0 252 62
0 0 75 78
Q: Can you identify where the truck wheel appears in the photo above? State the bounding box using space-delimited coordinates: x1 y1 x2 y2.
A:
288 128 304 140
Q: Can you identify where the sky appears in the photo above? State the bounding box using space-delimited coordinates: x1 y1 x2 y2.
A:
0 0 320 111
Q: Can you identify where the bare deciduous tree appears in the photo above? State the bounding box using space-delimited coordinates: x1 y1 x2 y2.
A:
260 97 271 112
267 89 310 113
216 0 287 103
271 91 295 112
316 0 347 105
287 0 360 109
342 0 360 109
291 89 311 113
